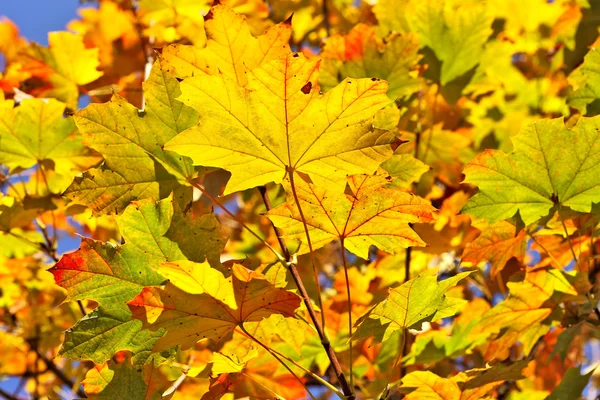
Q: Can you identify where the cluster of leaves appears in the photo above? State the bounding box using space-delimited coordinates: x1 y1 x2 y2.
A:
2 0 600 399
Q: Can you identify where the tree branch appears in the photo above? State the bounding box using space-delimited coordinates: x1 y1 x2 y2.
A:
258 186 355 400
31 347 86 398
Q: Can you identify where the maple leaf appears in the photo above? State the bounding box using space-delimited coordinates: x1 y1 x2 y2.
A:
0 98 101 177
204 349 307 399
462 221 526 277
320 24 423 101
65 60 198 214
59 306 167 367
23 32 103 109
397 360 529 400
50 196 224 304
164 52 395 194
163 4 291 86
157 260 236 309
354 271 472 342
0 17 26 63
402 124 474 185
462 116 600 225
267 174 436 259
138 0 207 46
83 357 172 400
50 196 224 364
128 264 301 351
380 154 430 188
469 272 562 359
372 0 414 36
568 47 600 115
411 0 493 85
67 1 139 70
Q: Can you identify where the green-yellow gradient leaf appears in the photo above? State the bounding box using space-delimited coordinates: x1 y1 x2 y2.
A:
50 196 224 305
163 4 291 85
354 271 472 343
411 0 493 85
568 48 600 115
469 277 554 357
65 59 198 215
27 32 103 109
397 361 528 400
128 264 301 351
60 305 166 367
0 98 100 176
462 116 600 225
164 53 395 194
267 174 435 259
83 357 171 400
319 24 423 101
380 154 430 188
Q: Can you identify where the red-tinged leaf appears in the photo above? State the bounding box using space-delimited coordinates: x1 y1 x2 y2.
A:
462 221 526 276
128 264 301 351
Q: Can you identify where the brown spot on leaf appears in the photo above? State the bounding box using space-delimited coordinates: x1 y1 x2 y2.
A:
301 82 312 94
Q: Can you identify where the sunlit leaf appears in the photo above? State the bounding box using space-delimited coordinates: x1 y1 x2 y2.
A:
164 52 395 194
128 264 301 351
354 271 472 342
163 4 291 86
65 59 198 214
463 116 600 224
267 174 435 259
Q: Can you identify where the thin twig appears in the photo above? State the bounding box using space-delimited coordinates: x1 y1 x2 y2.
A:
287 171 326 329
190 181 285 262
32 348 86 398
258 186 355 400
340 239 354 389
400 247 411 380
0 388 21 400
240 325 317 400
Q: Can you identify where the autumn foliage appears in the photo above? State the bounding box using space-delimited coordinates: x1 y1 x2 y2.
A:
2 0 600 399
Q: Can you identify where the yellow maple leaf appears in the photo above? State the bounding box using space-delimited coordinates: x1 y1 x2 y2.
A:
165 52 395 194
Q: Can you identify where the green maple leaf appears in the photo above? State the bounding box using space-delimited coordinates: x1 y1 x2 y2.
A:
83 356 171 400
462 116 600 225
354 271 472 342
568 47 600 116
65 59 198 215
0 98 100 177
411 0 493 85
60 306 166 367
164 52 395 194
50 196 224 305
50 196 224 363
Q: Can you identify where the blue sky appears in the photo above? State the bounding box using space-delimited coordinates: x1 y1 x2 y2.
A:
1 0 81 44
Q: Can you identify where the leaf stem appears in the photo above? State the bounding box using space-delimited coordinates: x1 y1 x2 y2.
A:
340 239 354 390
258 185 356 400
189 181 285 263
239 325 317 400
287 171 326 329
